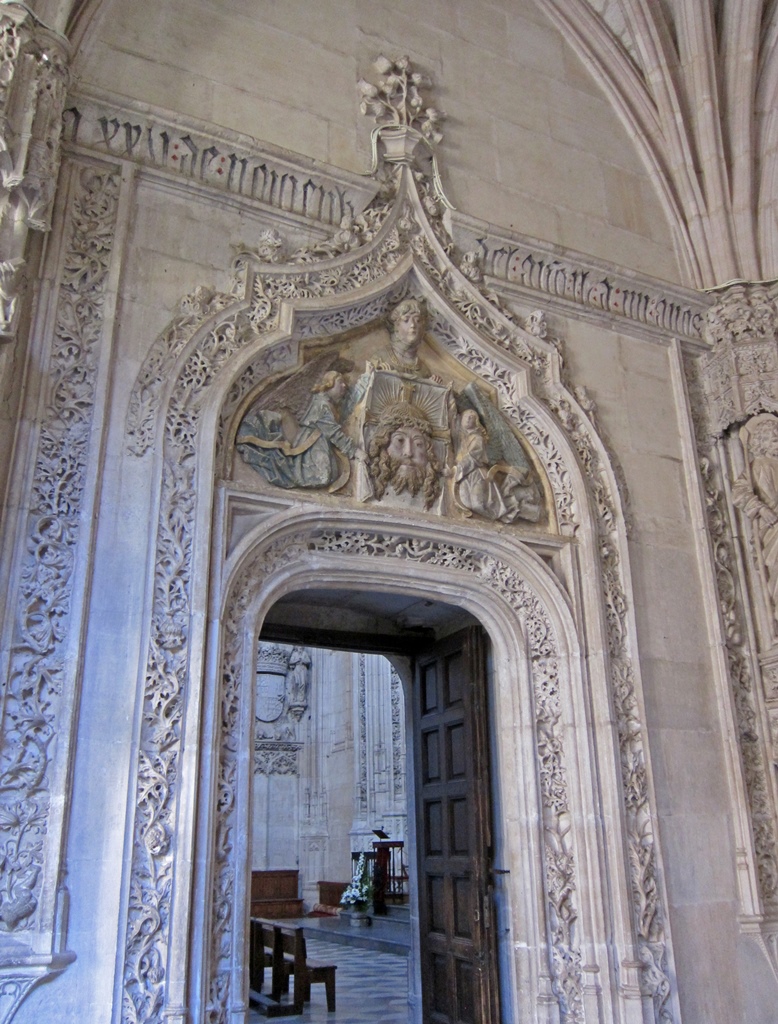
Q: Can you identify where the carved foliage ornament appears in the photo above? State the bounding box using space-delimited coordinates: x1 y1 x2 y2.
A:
684 352 778 916
702 283 778 437
0 166 119 943
0 9 69 341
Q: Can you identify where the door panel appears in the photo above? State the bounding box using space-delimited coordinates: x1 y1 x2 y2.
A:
414 626 500 1024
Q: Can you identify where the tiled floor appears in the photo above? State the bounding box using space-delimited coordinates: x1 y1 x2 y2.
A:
247 936 410 1023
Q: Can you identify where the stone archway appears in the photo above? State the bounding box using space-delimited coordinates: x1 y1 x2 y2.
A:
118 162 678 1024
193 510 611 1024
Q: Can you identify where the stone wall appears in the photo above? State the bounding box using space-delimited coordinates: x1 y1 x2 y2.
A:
72 0 679 283
0 3 775 1023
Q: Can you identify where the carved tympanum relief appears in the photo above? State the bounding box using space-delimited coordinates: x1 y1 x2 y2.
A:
234 297 548 525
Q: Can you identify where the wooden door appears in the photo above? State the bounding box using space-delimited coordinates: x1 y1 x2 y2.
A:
414 626 500 1024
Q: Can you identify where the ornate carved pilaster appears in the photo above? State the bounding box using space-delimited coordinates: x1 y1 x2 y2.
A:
702 283 778 437
0 6 69 341
687 287 778 928
0 162 119 1016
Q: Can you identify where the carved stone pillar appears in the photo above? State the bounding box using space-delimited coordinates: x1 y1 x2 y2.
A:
0 5 69 341
691 283 778 937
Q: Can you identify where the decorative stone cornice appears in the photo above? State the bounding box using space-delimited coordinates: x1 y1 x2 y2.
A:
451 212 709 342
0 5 70 341
63 91 707 347
701 283 778 437
62 90 378 231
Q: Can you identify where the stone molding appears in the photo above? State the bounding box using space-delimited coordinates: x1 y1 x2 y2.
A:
62 90 378 231
211 523 584 1024
0 160 120 1018
452 212 708 343
0 8 70 341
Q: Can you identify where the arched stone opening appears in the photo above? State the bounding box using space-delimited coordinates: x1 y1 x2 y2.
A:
185 510 618 1024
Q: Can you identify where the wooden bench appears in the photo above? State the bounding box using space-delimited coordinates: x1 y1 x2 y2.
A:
250 869 304 919
249 918 337 1015
248 919 289 1004
278 924 337 1012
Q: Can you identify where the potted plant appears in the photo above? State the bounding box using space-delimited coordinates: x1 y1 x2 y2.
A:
340 853 373 925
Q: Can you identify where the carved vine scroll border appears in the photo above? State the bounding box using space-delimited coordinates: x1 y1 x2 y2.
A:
0 164 120 955
207 527 584 1024
683 351 778 918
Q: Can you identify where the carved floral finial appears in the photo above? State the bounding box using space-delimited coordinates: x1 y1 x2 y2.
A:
358 54 453 209
358 55 445 144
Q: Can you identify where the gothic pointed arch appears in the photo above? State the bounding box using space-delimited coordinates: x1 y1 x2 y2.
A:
118 116 679 1023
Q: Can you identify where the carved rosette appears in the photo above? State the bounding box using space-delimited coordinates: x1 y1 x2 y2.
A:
0 9 70 341
702 283 778 437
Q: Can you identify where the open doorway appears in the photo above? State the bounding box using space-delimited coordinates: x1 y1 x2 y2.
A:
250 587 502 1024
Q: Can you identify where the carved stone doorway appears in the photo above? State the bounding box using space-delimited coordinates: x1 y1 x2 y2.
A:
259 588 500 1024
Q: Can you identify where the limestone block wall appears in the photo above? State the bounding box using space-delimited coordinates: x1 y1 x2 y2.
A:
72 0 680 283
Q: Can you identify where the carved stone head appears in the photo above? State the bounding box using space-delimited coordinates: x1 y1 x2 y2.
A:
367 400 441 508
387 297 427 358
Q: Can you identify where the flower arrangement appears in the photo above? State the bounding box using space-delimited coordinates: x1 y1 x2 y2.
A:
340 852 373 910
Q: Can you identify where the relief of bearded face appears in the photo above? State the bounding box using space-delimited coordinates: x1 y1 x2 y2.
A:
368 415 442 510
386 426 430 470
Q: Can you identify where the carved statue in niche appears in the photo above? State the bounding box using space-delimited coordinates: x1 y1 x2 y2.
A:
236 368 366 492
235 296 547 527
286 647 311 720
733 414 778 628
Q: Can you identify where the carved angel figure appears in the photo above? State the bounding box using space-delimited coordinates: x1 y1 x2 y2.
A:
237 370 365 492
732 415 778 626
454 409 541 524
